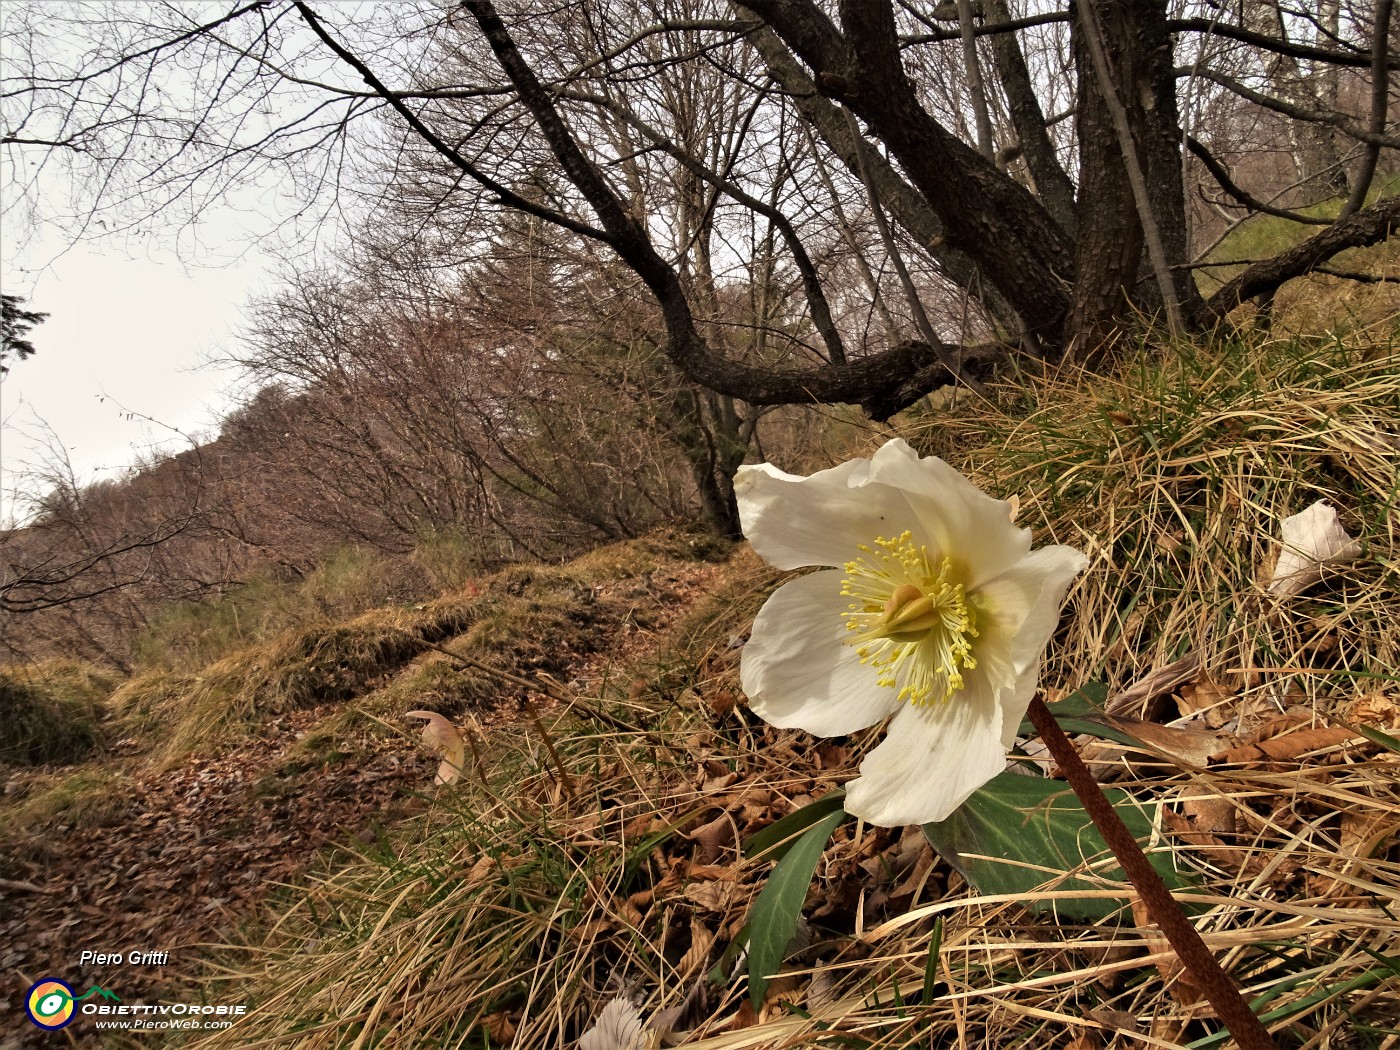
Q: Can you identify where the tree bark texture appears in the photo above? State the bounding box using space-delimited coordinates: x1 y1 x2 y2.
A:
1068 0 1201 357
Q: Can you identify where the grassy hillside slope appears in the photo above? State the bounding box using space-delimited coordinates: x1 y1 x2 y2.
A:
3 327 1398 1048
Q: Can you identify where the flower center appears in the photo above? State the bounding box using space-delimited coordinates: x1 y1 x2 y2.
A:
841 531 978 706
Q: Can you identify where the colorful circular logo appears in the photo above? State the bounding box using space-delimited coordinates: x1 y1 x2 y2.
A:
26 978 77 1030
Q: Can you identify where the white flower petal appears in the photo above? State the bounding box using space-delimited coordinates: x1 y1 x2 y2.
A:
844 680 1006 825
999 659 1043 748
974 544 1088 682
735 458 913 569
740 570 902 735
865 440 1031 587
736 439 1090 827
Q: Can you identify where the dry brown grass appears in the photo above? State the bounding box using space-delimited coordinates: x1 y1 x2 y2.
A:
175 331 1398 1049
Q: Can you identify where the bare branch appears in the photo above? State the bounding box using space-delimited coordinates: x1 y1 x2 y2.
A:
1339 0 1394 219
1186 136 1330 225
290 1 610 244
1187 68 1400 149
1199 197 1400 322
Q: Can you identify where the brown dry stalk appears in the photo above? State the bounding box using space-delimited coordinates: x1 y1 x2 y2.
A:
1026 695 1277 1050
521 696 576 800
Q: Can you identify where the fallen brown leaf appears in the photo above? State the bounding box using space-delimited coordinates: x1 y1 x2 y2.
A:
1212 726 1359 766
1347 692 1400 731
1176 672 1237 725
578 997 647 1050
1105 651 1202 719
677 916 715 978
684 879 740 913
683 812 738 865
482 1010 518 1045
729 999 760 1031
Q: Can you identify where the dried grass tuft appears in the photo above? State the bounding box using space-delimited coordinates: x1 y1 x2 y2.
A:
185 331 1399 1049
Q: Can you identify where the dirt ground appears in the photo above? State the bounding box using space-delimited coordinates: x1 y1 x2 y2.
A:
1 561 724 1048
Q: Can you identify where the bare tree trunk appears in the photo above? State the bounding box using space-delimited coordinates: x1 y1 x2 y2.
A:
669 387 743 539
1068 0 1201 357
743 16 1019 329
983 0 1078 235
742 0 1076 341
955 0 995 160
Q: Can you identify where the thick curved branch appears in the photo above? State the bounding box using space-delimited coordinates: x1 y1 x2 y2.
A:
1188 68 1400 149
1168 16 1391 70
744 0 1073 337
899 12 1389 70
1199 196 1400 322
1186 136 1330 225
462 0 982 413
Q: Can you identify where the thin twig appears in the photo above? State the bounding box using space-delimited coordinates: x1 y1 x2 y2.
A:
1026 695 1277 1050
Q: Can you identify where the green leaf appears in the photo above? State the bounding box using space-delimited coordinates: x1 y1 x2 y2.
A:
1358 724 1400 755
921 917 944 1002
744 790 848 862
922 770 1196 921
708 923 748 986
1016 681 1141 747
747 808 846 1007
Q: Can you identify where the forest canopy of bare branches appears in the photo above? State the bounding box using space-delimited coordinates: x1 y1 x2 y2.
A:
2 0 1396 664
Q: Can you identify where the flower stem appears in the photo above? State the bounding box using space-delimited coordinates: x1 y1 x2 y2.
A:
1025 695 1275 1049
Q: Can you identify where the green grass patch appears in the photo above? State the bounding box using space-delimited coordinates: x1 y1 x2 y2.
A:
112 532 720 765
133 546 425 674
0 661 117 765
0 767 127 841
919 330 1400 701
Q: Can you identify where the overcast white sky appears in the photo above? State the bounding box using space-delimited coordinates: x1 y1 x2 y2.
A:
0 225 273 526
0 0 347 528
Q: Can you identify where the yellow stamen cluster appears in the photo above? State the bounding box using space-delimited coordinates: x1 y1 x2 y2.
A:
841 531 978 706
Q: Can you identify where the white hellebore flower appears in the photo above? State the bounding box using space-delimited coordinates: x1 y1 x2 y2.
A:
737 439 1088 826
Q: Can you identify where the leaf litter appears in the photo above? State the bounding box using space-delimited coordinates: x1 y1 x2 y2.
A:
9 335 1400 1048
0 536 723 1047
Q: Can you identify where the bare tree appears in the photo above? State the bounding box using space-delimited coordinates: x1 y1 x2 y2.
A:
3 0 1396 481
0 439 237 667
1 294 47 374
